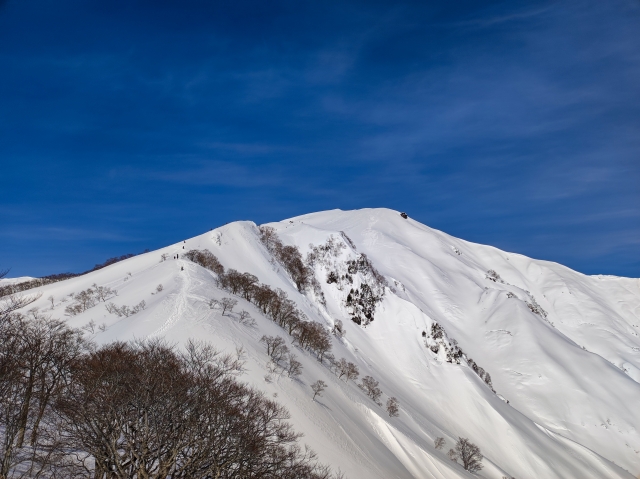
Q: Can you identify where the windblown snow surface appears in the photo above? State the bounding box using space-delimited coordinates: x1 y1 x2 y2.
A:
14 209 640 478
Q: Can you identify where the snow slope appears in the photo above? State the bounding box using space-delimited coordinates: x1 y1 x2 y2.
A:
11 208 640 478
0 276 35 285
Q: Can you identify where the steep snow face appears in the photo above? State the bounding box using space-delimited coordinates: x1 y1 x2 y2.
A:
12 208 640 479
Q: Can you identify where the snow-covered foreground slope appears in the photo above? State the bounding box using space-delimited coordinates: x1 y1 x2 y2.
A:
13 209 640 478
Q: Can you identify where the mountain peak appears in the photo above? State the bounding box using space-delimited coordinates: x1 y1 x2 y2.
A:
7 210 640 478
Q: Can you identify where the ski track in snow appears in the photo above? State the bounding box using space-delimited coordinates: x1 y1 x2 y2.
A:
148 260 205 338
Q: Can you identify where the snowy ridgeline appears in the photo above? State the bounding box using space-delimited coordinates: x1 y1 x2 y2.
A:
3 208 640 479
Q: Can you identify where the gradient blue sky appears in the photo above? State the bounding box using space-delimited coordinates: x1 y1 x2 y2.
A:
1 0 639 278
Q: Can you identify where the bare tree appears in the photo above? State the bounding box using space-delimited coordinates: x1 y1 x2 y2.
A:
434 437 446 450
293 321 331 362
81 320 96 334
260 335 289 363
286 353 303 378
1 293 39 325
336 358 359 382
386 397 399 417
359 376 382 404
220 297 238 316
92 284 116 302
454 437 483 473
0 313 87 478
238 310 255 326
47 295 55 308
311 380 327 401
74 289 96 311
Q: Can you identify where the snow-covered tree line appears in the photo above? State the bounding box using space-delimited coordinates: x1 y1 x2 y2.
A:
187 233 398 415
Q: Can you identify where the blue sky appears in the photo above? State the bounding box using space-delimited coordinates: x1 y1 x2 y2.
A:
1 0 639 278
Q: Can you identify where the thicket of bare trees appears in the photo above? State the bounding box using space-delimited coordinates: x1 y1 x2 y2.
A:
105 300 146 318
0 300 343 479
64 284 117 316
258 227 315 293
204 262 334 364
0 307 86 478
183 249 225 275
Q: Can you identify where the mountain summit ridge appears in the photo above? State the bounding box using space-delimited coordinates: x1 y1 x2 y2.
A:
10 208 640 478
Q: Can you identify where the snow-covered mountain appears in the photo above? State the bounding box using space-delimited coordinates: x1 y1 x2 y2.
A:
11 208 640 478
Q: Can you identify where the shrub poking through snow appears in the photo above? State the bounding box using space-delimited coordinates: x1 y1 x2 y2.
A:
359 376 383 405
486 269 503 283
466 357 494 391
386 397 400 417
426 322 495 392
434 437 446 450
526 297 548 319
105 300 146 318
64 285 117 316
